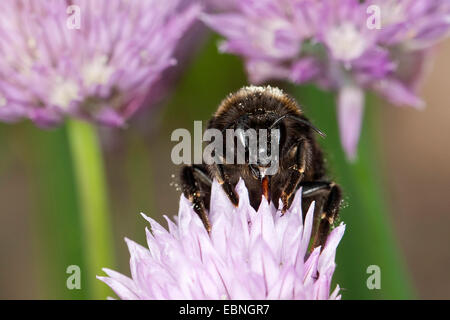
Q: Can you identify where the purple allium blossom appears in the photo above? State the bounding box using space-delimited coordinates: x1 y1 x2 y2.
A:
203 0 450 159
0 0 200 127
98 179 345 300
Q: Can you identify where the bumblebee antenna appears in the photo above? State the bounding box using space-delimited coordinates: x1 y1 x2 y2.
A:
269 115 326 138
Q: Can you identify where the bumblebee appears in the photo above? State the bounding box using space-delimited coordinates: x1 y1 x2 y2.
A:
180 86 342 248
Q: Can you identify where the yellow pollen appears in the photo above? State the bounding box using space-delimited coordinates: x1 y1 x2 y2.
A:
82 55 114 87
49 77 79 109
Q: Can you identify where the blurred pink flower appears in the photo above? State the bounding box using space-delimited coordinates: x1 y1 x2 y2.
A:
0 0 200 127
98 179 345 300
203 0 450 160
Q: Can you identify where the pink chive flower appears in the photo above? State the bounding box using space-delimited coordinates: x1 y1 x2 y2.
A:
202 0 450 160
0 0 200 127
98 179 345 300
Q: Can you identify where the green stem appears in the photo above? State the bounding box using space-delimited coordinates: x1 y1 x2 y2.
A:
67 119 115 299
23 123 87 299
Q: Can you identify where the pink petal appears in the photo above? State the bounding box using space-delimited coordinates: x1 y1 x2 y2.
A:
374 78 425 109
337 85 365 161
96 275 139 300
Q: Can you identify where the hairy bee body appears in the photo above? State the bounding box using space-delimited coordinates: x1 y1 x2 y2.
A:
180 86 342 248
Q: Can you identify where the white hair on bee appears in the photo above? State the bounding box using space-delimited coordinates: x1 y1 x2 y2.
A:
238 85 285 99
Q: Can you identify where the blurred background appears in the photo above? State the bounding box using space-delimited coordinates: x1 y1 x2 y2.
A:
0 32 449 299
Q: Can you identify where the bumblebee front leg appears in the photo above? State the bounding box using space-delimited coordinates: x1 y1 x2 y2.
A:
280 139 310 213
210 163 239 207
301 181 342 250
180 164 212 232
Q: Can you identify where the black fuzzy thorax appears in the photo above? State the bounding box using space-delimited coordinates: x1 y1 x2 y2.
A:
206 87 327 209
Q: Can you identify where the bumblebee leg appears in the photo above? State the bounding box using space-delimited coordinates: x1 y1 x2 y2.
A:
301 181 333 197
212 163 239 207
281 139 310 213
180 164 212 232
301 181 342 250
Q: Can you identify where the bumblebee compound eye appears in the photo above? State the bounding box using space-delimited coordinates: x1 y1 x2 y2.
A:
255 128 280 173
232 127 258 165
236 128 247 151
